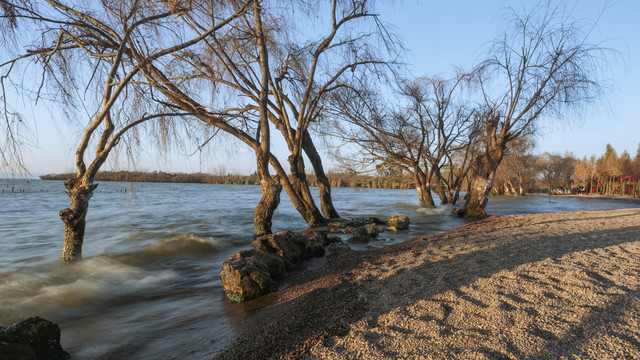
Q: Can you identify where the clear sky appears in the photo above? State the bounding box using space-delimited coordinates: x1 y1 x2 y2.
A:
11 0 640 175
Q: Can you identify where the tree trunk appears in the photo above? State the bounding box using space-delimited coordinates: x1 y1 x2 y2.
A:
451 188 461 205
59 178 97 263
254 176 282 236
282 154 326 226
415 168 435 207
252 2 282 236
463 171 493 217
431 171 449 205
302 131 340 219
462 146 502 218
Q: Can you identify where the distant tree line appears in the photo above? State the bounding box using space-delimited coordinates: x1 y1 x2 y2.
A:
489 142 640 197
40 170 416 189
573 144 640 196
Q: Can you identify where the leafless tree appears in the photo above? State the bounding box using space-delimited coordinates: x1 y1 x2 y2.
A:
323 72 476 207
538 152 576 200
492 136 537 195
461 2 611 217
0 0 250 262
141 0 401 227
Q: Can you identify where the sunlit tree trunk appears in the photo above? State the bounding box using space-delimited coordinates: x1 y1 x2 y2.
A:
252 0 281 236
416 168 435 207
302 131 340 219
59 178 98 263
288 154 326 224
462 142 503 217
432 171 449 205
254 176 281 236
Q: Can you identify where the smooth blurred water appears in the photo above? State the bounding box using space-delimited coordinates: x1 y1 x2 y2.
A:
1 179 639 359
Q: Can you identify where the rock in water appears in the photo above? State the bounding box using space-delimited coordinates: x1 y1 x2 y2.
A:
0 316 70 359
251 231 307 269
388 215 410 230
348 227 372 243
220 256 277 302
230 249 286 279
302 232 326 258
0 341 37 360
366 223 380 237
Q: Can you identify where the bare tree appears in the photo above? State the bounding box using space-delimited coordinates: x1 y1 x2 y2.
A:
492 136 537 195
140 0 400 227
538 152 576 200
323 72 476 207
0 0 250 262
462 2 610 217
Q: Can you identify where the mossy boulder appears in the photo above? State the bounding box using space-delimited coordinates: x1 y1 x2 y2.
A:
348 227 372 243
0 316 70 360
230 248 286 279
302 232 326 258
388 215 410 230
0 341 37 360
366 223 380 237
251 231 307 269
220 256 277 302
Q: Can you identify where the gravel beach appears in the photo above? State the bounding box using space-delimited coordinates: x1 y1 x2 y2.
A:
216 208 640 359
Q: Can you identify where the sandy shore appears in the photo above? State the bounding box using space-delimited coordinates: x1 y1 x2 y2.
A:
215 208 640 359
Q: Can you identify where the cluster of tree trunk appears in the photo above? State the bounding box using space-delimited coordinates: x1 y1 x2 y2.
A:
1 0 397 262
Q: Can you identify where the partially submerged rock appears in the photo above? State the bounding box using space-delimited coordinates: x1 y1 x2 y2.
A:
388 215 410 230
220 256 277 302
366 223 380 237
252 231 307 270
303 232 326 258
222 215 410 302
452 208 465 217
230 248 286 279
348 227 372 243
0 316 70 360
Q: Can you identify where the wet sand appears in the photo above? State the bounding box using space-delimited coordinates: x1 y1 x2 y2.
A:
215 208 640 359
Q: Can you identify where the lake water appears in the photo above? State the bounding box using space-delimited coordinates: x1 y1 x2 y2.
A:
2 179 639 359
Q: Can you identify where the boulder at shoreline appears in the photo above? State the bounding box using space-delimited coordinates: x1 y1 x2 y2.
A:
221 216 411 302
0 316 70 360
220 256 277 302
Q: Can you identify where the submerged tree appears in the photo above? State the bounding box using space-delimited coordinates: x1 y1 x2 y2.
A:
139 0 400 227
323 73 476 207
461 2 611 217
0 0 250 262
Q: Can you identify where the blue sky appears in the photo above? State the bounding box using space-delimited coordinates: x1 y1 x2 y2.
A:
12 0 640 175
379 0 640 159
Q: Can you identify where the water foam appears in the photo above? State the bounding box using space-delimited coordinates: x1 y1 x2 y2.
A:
416 204 456 215
146 233 222 255
0 256 177 325
114 233 225 266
